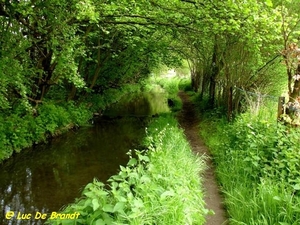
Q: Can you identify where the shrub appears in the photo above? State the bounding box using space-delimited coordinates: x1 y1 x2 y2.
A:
0 102 93 162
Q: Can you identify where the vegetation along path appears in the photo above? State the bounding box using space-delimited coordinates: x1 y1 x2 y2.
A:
177 91 228 225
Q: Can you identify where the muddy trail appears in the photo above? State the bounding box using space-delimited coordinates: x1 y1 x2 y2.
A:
177 91 228 225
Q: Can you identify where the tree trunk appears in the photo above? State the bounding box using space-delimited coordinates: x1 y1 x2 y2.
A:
208 42 218 108
227 86 233 121
289 64 300 102
89 38 101 90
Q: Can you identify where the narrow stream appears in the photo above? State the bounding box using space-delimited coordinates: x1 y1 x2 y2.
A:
0 90 169 225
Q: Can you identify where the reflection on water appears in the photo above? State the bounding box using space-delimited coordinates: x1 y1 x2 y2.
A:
104 90 170 117
0 90 169 225
0 118 146 225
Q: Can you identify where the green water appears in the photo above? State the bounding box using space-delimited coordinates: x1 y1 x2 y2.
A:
0 90 169 225
104 90 170 117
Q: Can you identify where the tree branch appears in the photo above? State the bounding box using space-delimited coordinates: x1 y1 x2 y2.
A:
256 54 281 73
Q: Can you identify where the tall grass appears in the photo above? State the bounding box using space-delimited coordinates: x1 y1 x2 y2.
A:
47 115 207 225
199 99 300 224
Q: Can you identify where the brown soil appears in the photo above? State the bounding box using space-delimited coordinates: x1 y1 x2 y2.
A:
177 91 228 225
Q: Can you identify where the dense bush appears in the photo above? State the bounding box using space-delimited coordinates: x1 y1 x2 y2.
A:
0 102 92 162
47 115 207 225
225 117 300 189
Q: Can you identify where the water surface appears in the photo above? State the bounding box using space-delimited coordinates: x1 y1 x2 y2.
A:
0 118 147 224
0 90 169 225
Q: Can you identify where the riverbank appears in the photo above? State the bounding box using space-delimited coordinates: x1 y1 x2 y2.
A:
47 114 207 225
0 116 149 225
0 83 143 163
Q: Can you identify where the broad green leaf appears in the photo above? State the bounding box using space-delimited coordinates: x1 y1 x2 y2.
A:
113 202 126 213
92 199 100 211
293 183 300 190
102 204 114 213
273 196 281 201
127 158 137 166
139 155 150 162
140 175 151 183
265 0 273 7
83 198 92 209
133 198 144 208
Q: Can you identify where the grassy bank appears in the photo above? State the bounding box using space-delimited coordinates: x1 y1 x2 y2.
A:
47 114 207 225
198 100 300 224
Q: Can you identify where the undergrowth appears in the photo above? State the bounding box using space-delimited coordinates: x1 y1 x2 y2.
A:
199 101 300 224
0 102 92 161
47 115 207 225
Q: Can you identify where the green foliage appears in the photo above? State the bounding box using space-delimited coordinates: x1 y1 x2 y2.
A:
47 115 207 225
0 103 92 162
37 102 92 133
199 108 300 224
1 0 297 161
178 78 193 92
153 77 191 112
1 0 288 116
221 115 300 187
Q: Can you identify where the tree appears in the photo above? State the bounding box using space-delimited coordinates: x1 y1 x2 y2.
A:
0 0 91 110
0 0 287 115
274 0 300 124
277 0 300 101
179 0 282 110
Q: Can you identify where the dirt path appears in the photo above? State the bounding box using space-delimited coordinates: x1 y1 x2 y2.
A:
177 91 228 225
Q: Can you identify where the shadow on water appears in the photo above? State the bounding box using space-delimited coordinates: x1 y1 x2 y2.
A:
0 90 169 225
